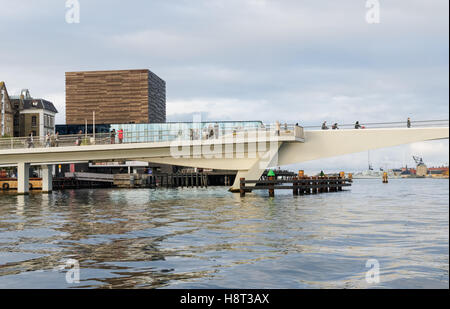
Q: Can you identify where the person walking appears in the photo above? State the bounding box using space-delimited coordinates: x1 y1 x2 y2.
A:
76 130 83 146
321 121 329 130
27 133 34 148
214 123 219 139
50 132 56 147
275 121 281 136
45 132 51 147
354 121 361 129
54 132 60 147
118 128 124 144
407 117 411 128
208 124 214 139
110 129 116 144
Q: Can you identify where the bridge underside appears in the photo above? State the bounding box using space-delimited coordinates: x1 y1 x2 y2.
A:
1 126 448 194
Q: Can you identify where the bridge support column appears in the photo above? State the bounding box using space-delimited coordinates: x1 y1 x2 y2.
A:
230 142 282 192
17 162 30 195
41 165 53 193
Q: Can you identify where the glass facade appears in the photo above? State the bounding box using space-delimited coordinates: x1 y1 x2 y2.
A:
56 121 264 143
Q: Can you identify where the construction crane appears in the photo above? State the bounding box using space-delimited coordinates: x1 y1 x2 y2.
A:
412 156 425 166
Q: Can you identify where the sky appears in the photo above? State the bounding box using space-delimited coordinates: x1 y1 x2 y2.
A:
0 0 448 172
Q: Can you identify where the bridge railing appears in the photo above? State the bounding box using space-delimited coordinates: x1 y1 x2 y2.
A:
0 124 304 150
302 119 449 131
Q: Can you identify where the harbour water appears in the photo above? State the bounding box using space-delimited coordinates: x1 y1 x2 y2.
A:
0 179 448 289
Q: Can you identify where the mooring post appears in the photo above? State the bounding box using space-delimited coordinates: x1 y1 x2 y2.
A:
311 176 316 194
298 170 304 195
383 172 388 183
293 176 298 196
268 176 275 197
339 172 345 191
240 178 245 197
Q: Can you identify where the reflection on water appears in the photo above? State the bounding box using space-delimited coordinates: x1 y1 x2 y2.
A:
0 179 448 289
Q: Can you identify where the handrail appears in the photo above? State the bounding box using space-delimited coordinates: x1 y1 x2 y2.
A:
303 119 449 130
0 119 447 151
0 124 303 150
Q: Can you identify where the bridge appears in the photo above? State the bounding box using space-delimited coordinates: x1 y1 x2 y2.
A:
0 120 448 194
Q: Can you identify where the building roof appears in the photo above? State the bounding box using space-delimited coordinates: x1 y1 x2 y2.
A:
10 97 58 113
22 99 58 113
7 88 58 114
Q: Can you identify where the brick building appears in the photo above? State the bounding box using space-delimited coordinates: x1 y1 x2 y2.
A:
0 82 14 137
65 69 166 125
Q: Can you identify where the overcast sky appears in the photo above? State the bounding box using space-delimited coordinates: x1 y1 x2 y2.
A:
0 0 448 172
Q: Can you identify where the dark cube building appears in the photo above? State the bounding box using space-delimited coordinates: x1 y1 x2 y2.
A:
65 69 166 124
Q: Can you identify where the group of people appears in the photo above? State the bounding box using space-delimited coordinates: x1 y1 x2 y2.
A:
321 121 366 130
110 129 124 144
321 118 412 130
275 121 293 136
321 121 340 130
188 124 221 140
26 132 60 148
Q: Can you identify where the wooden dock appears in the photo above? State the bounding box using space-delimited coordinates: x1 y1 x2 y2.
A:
239 176 352 197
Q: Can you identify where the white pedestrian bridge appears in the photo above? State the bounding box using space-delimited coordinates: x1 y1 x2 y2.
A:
0 120 448 194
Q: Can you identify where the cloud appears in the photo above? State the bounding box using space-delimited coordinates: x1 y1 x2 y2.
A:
0 0 448 169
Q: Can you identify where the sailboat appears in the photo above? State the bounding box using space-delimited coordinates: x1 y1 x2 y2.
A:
353 150 383 179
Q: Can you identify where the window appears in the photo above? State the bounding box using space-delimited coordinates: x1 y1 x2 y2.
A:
31 116 37 127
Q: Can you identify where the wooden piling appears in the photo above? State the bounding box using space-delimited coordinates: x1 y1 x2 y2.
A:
240 178 245 197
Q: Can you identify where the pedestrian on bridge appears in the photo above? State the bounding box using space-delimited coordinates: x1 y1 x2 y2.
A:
275 121 281 136
355 121 361 129
118 128 124 144
45 132 51 147
76 130 83 146
110 129 116 144
54 132 60 147
27 133 34 148
322 121 329 130
407 117 411 128
332 123 339 130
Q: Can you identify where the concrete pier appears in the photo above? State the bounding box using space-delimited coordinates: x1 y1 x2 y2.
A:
17 162 30 195
41 165 53 193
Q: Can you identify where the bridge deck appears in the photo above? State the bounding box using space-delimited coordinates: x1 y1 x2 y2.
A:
0 124 304 153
